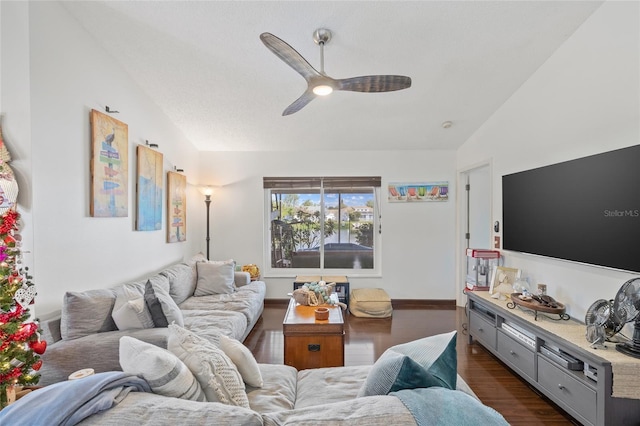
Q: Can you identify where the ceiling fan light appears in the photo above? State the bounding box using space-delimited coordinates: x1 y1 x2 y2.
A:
313 85 333 96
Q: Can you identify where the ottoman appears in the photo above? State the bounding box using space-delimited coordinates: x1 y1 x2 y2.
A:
349 288 393 318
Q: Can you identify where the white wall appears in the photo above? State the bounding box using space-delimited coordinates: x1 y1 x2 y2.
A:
3 1 636 319
457 1 639 321
1 2 204 315
1 1 35 285
198 150 457 300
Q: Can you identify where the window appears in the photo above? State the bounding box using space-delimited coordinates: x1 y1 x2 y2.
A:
264 177 381 276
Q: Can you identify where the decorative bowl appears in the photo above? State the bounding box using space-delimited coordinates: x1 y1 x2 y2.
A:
315 307 329 321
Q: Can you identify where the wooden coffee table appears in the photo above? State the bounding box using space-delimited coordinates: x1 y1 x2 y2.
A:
283 298 344 370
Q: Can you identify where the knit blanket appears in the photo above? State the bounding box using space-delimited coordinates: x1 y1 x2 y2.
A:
0 372 151 426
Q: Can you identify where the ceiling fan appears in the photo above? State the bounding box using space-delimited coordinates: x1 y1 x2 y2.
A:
260 29 412 116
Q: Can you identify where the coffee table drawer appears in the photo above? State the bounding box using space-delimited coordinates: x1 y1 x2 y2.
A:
284 334 344 370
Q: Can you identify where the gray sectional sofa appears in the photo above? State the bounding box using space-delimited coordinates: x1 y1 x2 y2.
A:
76 364 500 426
38 254 265 386
22 255 509 425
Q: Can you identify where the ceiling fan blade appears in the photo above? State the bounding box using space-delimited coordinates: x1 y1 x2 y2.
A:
260 33 320 81
336 75 412 92
283 89 316 116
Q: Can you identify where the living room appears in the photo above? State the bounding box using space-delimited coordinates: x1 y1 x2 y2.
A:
0 0 638 423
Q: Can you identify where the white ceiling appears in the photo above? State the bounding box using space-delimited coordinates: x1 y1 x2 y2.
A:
61 1 603 152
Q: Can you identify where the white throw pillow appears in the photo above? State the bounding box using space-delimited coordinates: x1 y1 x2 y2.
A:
112 285 155 330
119 336 205 401
195 260 236 296
219 334 263 388
167 324 249 407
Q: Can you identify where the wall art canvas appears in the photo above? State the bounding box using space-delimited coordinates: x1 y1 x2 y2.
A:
388 181 449 202
136 145 163 231
90 109 128 217
167 171 186 243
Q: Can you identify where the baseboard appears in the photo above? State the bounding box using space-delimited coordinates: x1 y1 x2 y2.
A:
265 298 456 310
391 299 456 310
265 298 291 306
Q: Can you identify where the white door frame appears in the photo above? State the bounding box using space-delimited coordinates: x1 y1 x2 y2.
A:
456 159 493 307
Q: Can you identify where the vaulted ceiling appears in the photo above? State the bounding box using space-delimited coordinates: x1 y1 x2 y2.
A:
62 1 602 152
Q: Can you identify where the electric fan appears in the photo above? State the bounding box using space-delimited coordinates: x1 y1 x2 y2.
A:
584 299 623 346
612 278 640 358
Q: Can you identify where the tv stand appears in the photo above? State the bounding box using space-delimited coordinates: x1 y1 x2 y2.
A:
467 291 640 426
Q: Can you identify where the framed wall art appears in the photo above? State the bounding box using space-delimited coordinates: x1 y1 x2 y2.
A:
167 171 186 243
136 145 163 231
388 181 449 203
90 109 128 217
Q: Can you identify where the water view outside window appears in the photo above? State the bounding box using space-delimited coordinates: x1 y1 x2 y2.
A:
270 188 375 270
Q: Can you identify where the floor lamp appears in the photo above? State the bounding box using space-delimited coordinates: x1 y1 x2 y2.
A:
201 186 214 260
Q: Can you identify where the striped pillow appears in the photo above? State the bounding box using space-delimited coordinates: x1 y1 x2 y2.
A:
167 324 250 407
119 336 205 401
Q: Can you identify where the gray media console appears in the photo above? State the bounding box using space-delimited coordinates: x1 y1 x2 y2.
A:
466 291 640 426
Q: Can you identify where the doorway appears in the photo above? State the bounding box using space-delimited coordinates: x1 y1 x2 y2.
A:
457 162 492 306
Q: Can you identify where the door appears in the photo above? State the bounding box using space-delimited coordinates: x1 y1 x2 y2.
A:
466 165 491 249
458 163 492 306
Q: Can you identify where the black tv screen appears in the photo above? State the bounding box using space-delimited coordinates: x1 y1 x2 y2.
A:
502 145 640 273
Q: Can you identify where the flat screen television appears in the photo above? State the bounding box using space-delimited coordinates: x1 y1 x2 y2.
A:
502 145 640 274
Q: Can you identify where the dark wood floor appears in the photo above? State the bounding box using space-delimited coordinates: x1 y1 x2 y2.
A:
244 302 578 426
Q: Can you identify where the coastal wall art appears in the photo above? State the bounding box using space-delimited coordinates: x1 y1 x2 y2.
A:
136 145 163 231
388 181 449 203
167 171 186 243
90 109 128 217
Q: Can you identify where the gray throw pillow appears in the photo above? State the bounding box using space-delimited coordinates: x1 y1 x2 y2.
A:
152 281 184 326
161 262 197 305
144 280 168 327
195 260 236 296
61 289 117 340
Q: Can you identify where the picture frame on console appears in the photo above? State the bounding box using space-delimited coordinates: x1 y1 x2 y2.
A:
489 266 521 297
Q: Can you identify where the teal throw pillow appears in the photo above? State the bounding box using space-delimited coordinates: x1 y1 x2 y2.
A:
358 330 457 396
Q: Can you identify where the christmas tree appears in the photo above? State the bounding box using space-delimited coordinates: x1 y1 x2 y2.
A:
0 126 43 408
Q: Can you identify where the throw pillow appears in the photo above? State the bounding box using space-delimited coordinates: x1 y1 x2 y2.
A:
119 336 205 401
195 260 236 296
144 280 168 327
167 324 249 407
386 330 457 389
161 262 197 305
219 334 263 388
358 351 449 396
61 289 117 340
112 284 155 330
150 280 184 327
358 330 457 397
